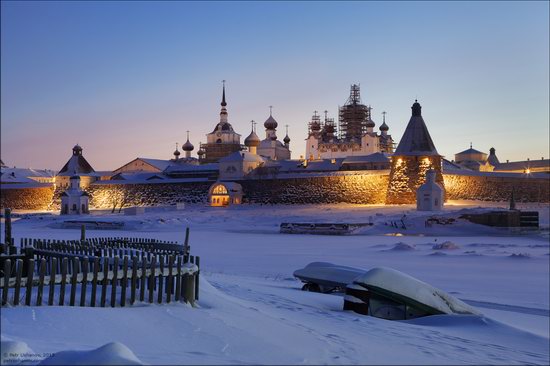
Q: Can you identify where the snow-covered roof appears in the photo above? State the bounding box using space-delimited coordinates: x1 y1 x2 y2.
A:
212 181 242 192
441 159 467 172
456 147 486 156
137 158 173 171
0 167 56 183
110 172 167 181
219 151 266 164
342 153 390 164
58 154 95 176
494 159 549 172
164 162 219 173
394 101 439 156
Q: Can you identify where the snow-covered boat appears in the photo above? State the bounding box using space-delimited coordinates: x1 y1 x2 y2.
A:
344 267 481 320
293 262 366 293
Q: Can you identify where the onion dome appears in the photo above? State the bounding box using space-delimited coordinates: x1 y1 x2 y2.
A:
173 143 181 158
379 121 389 132
264 107 278 130
244 130 260 147
366 118 375 128
283 134 290 144
264 115 278 130
182 139 194 152
182 131 194 151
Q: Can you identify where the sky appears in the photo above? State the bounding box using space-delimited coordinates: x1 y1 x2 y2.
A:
1 1 548 171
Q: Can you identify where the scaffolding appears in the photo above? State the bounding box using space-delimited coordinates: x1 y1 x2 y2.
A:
322 110 337 142
338 84 370 141
308 111 322 134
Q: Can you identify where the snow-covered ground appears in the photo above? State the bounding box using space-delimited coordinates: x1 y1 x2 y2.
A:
1 201 549 365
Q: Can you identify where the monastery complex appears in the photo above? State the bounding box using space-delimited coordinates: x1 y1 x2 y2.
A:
1 82 549 209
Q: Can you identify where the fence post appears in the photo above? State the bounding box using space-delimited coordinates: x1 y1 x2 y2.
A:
101 258 108 307
110 256 119 308
80 224 86 242
80 257 89 306
90 257 99 307
148 256 156 304
130 256 138 305
13 259 23 306
69 258 78 306
4 208 12 246
48 258 57 306
175 256 182 302
36 259 46 306
2 259 11 306
157 256 164 304
166 255 174 303
59 258 68 306
195 256 200 301
25 259 35 306
120 256 128 307
140 258 146 302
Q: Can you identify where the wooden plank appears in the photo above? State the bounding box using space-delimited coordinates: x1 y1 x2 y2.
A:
101 258 108 307
140 258 146 302
25 259 34 306
90 257 99 307
59 258 68 306
175 256 182 302
13 259 23 306
80 257 89 306
166 255 174 303
195 256 200 301
2 259 11 306
148 256 156 304
120 256 128 307
110 256 119 308
48 258 57 306
130 256 138 305
157 256 164 304
69 258 78 306
36 259 46 306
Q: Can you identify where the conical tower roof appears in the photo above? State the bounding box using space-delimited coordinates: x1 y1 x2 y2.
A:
58 144 95 176
394 100 439 156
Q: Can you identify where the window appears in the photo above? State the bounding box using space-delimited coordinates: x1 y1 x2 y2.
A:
213 185 228 195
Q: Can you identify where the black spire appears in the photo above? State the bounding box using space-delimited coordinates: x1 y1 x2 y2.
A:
411 99 422 116
221 80 227 107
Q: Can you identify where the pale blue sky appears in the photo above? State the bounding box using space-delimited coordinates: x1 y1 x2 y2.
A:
1 1 548 170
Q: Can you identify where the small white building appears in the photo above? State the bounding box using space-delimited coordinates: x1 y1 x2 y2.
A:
208 182 243 207
416 169 444 211
218 151 266 180
60 175 90 215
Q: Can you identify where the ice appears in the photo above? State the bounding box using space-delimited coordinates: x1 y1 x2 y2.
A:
1 202 549 364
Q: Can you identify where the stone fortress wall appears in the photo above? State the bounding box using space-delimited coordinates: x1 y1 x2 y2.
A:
1 172 548 211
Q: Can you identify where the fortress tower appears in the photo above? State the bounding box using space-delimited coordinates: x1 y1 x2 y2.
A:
386 100 444 204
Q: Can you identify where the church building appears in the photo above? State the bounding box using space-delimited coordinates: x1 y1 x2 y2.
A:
199 82 243 163
305 85 394 160
256 107 291 160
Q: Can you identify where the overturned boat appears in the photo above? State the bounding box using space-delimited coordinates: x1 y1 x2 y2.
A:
293 262 366 293
344 267 481 320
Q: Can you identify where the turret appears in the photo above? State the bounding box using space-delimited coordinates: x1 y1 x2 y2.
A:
379 111 389 136
244 121 261 154
283 125 290 147
264 106 278 140
182 131 194 158
173 143 181 161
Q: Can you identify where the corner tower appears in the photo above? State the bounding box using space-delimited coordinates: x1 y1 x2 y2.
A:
386 100 444 204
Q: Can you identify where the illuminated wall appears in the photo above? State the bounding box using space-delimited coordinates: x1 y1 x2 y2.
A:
386 155 444 204
0 186 55 210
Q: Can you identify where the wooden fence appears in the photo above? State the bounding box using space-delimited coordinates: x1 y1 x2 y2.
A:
0 235 201 308
1 254 199 308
